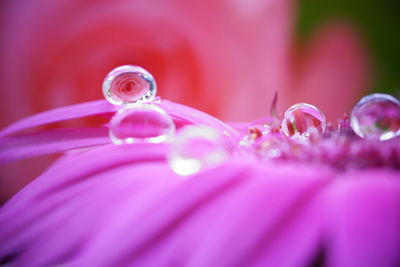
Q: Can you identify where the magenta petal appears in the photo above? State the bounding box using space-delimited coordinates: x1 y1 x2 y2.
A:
0 100 239 166
0 100 115 136
184 165 331 267
75 160 249 266
0 127 109 164
159 101 240 146
326 170 400 267
0 144 169 266
0 142 333 266
1 100 239 147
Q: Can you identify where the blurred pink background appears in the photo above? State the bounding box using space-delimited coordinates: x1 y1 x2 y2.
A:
0 0 370 126
0 0 372 201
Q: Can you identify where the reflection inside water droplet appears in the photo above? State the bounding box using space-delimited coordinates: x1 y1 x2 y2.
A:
109 103 175 144
103 65 157 105
350 93 400 141
168 126 229 176
281 103 326 140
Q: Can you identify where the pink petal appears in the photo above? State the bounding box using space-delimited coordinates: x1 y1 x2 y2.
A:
0 143 333 266
325 170 400 267
184 164 332 267
0 100 115 136
0 127 109 164
0 156 56 204
0 144 169 266
159 101 239 146
0 99 239 200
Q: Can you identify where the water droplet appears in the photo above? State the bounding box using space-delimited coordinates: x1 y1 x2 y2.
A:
350 93 400 141
103 65 156 105
109 103 175 144
255 134 286 159
281 103 326 140
168 126 229 176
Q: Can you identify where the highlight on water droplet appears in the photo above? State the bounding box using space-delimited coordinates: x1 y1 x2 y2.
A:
350 93 400 141
281 103 326 140
109 103 175 144
167 125 229 176
103 65 157 105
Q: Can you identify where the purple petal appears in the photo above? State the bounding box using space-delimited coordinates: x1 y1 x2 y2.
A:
184 164 331 267
0 144 169 266
0 127 109 164
1 100 115 136
0 100 239 167
0 143 333 266
159 101 239 145
1 99 400 267
326 170 400 267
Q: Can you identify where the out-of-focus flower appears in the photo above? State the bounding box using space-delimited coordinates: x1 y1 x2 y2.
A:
0 0 369 127
0 99 399 267
0 0 372 199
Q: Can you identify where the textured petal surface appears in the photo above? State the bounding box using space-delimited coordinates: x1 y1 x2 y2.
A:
0 100 115 136
0 100 239 162
0 127 109 164
0 144 332 266
325 170 400 267
1 136 400 266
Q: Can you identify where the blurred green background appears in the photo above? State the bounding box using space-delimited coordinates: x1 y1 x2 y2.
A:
297 0 400 96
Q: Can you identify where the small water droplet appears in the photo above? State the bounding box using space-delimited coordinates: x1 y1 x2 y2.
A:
281 103 326 140
256 134 285 159
168 126 229 176
109 103 175 144
103 65 156 105
350 93 400 141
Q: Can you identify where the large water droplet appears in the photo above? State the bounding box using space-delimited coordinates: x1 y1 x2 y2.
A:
103 65 156 105
281 103 326 140
350 93 400 141
109 103 175 144
168 126 229 176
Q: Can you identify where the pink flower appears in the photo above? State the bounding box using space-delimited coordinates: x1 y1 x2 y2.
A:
0 99 399 266
1 0 369 127
1 1 393 265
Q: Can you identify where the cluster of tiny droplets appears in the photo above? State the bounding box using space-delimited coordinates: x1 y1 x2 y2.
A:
240 93 400 170
104 65 175 145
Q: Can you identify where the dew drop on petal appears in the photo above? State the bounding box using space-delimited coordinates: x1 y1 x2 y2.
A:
103 65 157 105
350 93 400 141
281 103 326 140
168 126 229 176
109 103 175 144
255 134 286 159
